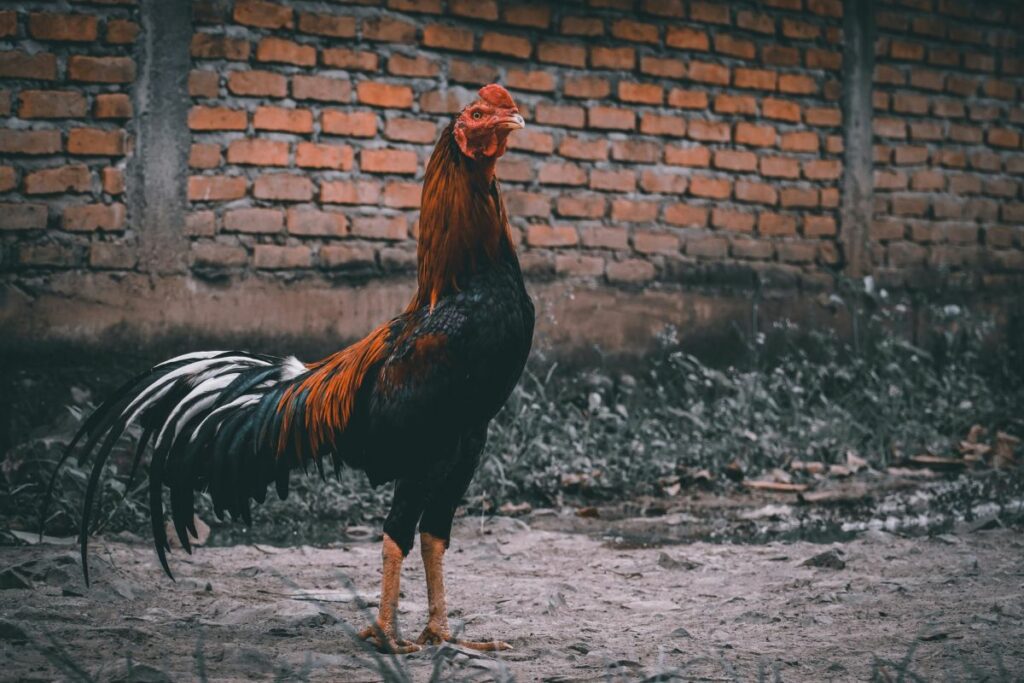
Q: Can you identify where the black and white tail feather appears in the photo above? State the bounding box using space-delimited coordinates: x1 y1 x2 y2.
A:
41 350 314 585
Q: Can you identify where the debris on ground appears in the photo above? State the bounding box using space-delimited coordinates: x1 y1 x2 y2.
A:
801 548 846 570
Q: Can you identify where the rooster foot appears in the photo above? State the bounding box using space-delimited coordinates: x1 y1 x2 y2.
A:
416 623 512 651
357 623 422 654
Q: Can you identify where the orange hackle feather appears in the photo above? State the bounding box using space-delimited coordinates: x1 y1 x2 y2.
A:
275 84 517 462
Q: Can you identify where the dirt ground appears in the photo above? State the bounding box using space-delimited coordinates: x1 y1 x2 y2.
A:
2 478 1023 682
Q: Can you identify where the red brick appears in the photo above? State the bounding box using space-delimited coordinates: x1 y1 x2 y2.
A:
731 238 774 260
804 215 837 237
191 34 250 61
94 93 132 120
715 33 756 60
803 159 841 180
0 203 48 231
780 131 819 152
358 17 413 44
351 214 408 240
256 37 315 66
0 51 57 80
189 70 219 98
758 212 797 236
509 130 555 154
107 20 140 45
664 144 711 167
188 175 247 201
418 89 465 114
255 245 312 269
639 170 687 194
805 107 841 127
0 166 14 192
504 5 551 28
641 0 685 16
555 254 605 277
591 46 635 70
423 24 474 52
588 106 635 131
988 128 1021 149
63 203 125 231
189 143 221 169
666 26 709 51
640 56 685 79
191 242 246 268
778 74 817 94
189 106 246 131
450 59 499 85
89 242 136 270
689 176 731 199
763 45 800 67
357 82 414 109
224 208 284 233
780 187 819 208
689 61 730 86
496 156 533 183
449 0 498 19
873 117 906 139
320 111 377 138
481 32 531 58
533 41 584 69
17 243 76 266
713 150 757 172
668 89 708 109
321 179 382 205
0 130 61 156
611 19 658 44
505 191 550 217
291 75 351 103
688 120 731 143
687 235 729 259
234 0 293 29
184 211 216 237
737 11 776 34
252 106 312 133
736 181 778 205
714 94 757 115
526 224 578 247
536 103 584 128
507 69 556 93
24 164 91 195
361 149 418 175
734 68 777 90
227 70 287 97
382 181 421 208
556 194 605 218
909 121 942 142
19 90 86 119
226 139 289 166
385 118 436 144
388 54 440 78
611 140 660 164
690 1 731 24
633 230 679 253
911 169 945 191
618 82 663 105
760 156 800 178
28 12 97 41
297 12 355 38
565 76 611 99
640 113 686 137
296 142 353 170
68 128 126 156
559 136 607 161
580 226 628 250
68 56 135 83
253 174 313 201
712 208 756 232
0 11 14 38
590 168 636 192
561 16 604 37
763 99 801 123
288 208 347 237
321 48 378 71
388 0 443 13
606 259 655 284
664 203 708 227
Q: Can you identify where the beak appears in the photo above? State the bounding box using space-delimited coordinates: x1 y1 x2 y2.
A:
496 112 525 130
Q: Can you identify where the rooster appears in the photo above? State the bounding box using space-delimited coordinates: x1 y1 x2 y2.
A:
45 84 533 654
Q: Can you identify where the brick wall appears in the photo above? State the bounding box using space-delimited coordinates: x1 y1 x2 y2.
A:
1 0 1022 355
871 0 1024 291
0 1 138 271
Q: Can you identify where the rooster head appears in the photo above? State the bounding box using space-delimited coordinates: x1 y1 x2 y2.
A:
453 84 525 161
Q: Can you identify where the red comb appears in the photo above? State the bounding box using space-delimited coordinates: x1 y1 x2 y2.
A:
478 84 516 108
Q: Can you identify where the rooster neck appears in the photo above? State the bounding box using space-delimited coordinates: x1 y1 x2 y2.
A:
409 125 515 312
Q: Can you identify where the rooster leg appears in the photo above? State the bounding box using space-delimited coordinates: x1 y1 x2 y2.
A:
415 426 511 651
416 532 512 651
356 533 421 654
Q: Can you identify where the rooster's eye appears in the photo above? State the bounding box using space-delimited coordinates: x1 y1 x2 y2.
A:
472 111 482 120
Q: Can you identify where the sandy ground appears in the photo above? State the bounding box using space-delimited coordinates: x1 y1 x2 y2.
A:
2 488 1023 683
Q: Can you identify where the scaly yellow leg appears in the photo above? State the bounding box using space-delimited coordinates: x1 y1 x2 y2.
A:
357 534 421 654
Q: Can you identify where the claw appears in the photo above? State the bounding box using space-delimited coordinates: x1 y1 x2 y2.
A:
358 623 422 655
416 624 511 651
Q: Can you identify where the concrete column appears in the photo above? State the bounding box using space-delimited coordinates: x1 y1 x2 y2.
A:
131 0 191 274
840 0 875 278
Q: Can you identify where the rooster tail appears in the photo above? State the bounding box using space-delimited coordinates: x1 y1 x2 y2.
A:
43 351 309 585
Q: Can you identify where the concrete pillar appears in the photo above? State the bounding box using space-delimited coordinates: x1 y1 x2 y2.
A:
840 0 876 278
132 0 191 274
